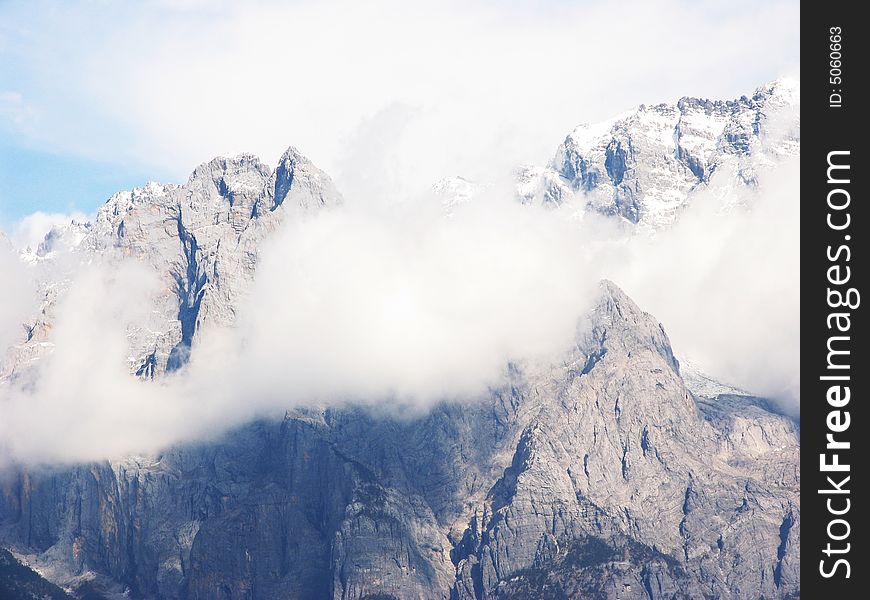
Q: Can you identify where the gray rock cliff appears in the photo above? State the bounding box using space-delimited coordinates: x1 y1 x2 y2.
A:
515 79 800 229
0 97 799 599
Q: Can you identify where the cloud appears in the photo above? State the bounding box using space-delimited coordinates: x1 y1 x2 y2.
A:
0 152 799 465
1 0 799 200
8 210 90 250
0 0 800 464
613 159 800 408
0 239 36 353
0 188 596 463
0 262 189 463
220 187 601 403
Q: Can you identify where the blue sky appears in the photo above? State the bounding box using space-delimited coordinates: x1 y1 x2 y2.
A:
0 141 156 222
0 0 799 230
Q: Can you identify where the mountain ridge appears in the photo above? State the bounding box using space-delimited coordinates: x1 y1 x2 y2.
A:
0 82 800 599
0 279 799 599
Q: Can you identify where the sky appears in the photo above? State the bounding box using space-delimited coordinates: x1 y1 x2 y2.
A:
0 0 799 224
0 0 801 463
0 142 152 225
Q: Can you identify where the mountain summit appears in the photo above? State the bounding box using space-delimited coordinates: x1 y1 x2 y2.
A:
0 84 799 599
515 79 799 227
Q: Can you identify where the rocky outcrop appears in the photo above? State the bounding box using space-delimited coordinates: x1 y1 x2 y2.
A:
0 282 799 599
0 92 799 598
515 79 800 228
1 147 342 384
0 548 74 599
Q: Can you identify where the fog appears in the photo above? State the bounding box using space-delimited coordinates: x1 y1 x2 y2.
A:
0 154 799 464
8 211 90 250
616 160 800 405
0 240 35 354
0 0 799 464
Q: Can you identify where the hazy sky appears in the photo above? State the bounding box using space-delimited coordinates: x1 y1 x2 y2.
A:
0 0 799 223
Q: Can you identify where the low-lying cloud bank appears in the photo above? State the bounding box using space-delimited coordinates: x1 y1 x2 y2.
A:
0 157 799 465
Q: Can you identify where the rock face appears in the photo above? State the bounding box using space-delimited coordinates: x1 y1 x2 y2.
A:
0 282 800 599
0 90 799 599
517 79 800 228
0 548 74 599
1 147 341 383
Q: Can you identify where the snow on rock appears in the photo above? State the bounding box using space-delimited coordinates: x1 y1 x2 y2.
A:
432 81 799 231
0 84 800 600
543 79 799 228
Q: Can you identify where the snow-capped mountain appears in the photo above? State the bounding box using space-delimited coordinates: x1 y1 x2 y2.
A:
1 148 341 384
445 79 800 229
549 79 798 227
0 84 799 599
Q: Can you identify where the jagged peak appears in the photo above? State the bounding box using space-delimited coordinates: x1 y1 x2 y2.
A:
594 279 646 319
563 79 800 152
590 279 680 374
36 220 92 256
186 153 273 203
753 77 800 106
562 109 633 154
275 145 314 168
94 181 178 227
187 151 272 183
106 180 177 202
267 145 342 212
83 145 337 231
676 95 752 114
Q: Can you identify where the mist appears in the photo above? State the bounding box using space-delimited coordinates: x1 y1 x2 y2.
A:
8 211 90 250
615 159 800 406
0 149 799 465
0 241 35 354
0 0 801 464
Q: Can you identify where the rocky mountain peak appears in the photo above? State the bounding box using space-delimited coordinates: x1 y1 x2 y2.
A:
0 88 799 598
510 80 801 226
5 146 342 380
753 77 800 107
262 145 343 215
186 152 273 207
587 279 681 375
36 221 91 256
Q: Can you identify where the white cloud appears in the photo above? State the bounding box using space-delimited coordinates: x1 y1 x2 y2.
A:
222 187 601 403
0 188 604 463
0 155 800 464
1 0 799 196
0 239 36 353
0 262 182 463
9 211 90 250
613 159 801 408
0 0 800 464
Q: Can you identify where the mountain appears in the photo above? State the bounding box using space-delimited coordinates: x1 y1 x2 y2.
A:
0 548 75 600
0 84 799 599
1 148 340 383
505 79 797 228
